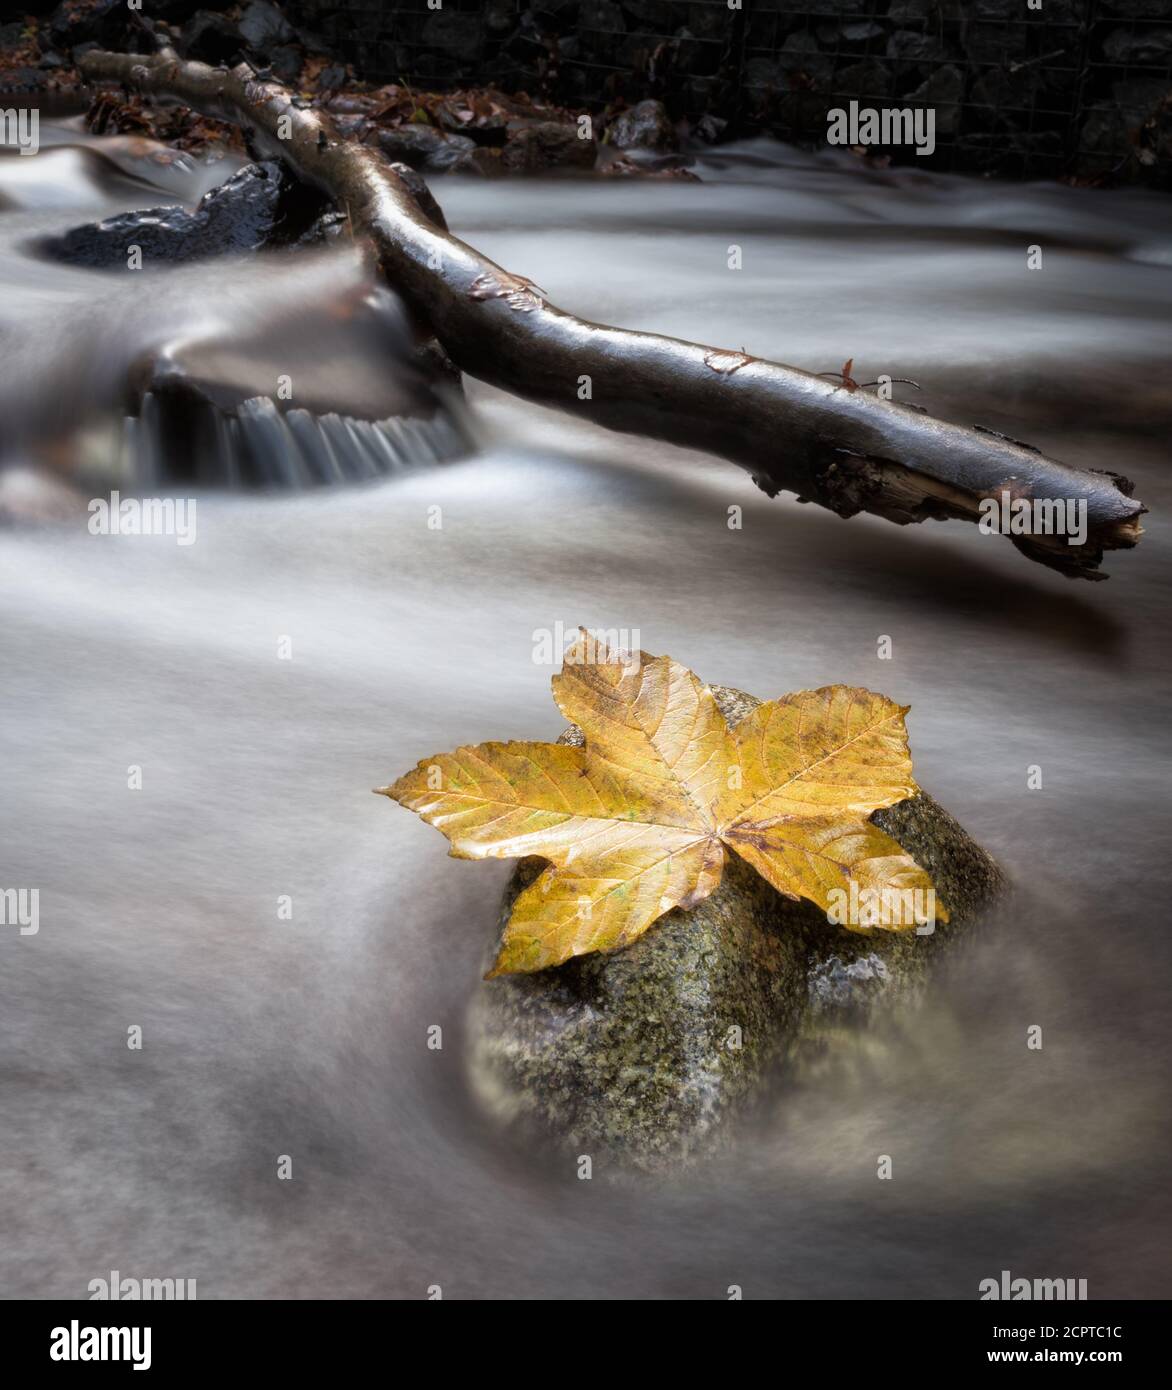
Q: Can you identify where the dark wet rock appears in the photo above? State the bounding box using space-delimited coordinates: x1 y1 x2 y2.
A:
970 67 1041 127
0 67 48 95
744 56 784 92
37 161 329 269
621 0 676 24
373 123 470 170
238 1 296 55
1103 28 1172 66
422 10 482 63
500 13 547 65
605 97 677 151
581 0 626 35
467 685 1005 1173
840 20 885 43
326 112 368 140
178 10 245 67
909 64 964 132
1104 0 1171 13
502 120 597 171
316 64 347 91
779 31 834 85
839 56 895 102
684 2 729 41
1113 77 1169 117
1078 99 1150 177
693 113 728 144
485 0 517 36
422 133 486 172
147 0 205 21
48 0 134 52
962 15 1029 67
678 27 724 79
886 29 949 68
293 207 348 247
957 128 1064 178
269 43 304 84
887 0 933 20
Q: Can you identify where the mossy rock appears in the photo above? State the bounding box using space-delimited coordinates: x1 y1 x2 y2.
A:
466 685 1005 1174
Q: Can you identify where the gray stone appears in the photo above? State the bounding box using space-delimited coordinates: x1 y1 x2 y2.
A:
502 121 598 171
179 10 245 67
886 0 933 22
605 98 677 151
1104 0 1171 14
908 64 965 133
422 11 482 64
886 29 948 66
1103 28 1172 67
779 31 834 85
467 685 1005 1173
619 0 673 26
238 2 296 54
687 2 729 42
581 0 626 35
743 56 784 91
37 161 322 269
839 56 895 102
419 133 481 173
374 124 475 172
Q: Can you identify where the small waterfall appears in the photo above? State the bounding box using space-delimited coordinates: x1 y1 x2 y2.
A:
119 392 469 493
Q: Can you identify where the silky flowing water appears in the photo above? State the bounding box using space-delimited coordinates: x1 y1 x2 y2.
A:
2 121 1170 1298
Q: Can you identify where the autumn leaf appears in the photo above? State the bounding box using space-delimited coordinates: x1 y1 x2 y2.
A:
377 632 947 977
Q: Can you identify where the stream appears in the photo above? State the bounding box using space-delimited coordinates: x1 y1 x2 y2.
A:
2 120 1171 1299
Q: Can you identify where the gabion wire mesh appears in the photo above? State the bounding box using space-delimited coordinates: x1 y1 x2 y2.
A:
287 1 1172 183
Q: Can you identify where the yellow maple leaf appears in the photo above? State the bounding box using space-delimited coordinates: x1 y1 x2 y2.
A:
377 631 948 977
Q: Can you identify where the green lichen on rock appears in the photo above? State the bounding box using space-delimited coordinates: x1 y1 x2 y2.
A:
466 685 1005 1173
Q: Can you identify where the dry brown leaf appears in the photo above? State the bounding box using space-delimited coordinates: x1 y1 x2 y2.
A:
378 631 947 976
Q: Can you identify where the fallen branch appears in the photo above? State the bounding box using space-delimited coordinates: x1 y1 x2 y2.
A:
79 48 1145 579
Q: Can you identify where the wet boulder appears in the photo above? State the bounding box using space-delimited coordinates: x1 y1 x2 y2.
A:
467 685 1005 1174
373 124 479 173
604 98 678 153
238 1 297 53
501 121 597 172
178 10 246 67
268 44 304 84
37 161 329 268
48 0 136 52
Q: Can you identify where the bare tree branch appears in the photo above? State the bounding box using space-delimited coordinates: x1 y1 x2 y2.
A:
78 48 1145 579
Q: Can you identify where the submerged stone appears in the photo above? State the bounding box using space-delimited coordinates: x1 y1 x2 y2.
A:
467 684 1005 1174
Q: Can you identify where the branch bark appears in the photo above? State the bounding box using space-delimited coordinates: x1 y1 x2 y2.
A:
79 48 1145 579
